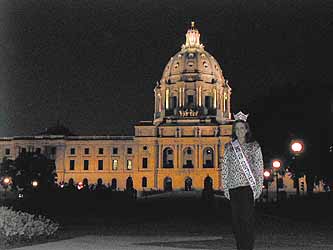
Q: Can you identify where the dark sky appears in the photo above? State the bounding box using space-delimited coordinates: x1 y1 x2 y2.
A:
0 0 332 170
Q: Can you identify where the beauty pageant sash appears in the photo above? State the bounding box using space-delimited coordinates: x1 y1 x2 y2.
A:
231 140 257 199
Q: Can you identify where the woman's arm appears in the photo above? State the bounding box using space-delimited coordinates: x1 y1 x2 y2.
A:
253 142 264 199
222 143 230 200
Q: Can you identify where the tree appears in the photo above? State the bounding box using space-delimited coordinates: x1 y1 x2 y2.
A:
0 152 57 191
0 157 15 179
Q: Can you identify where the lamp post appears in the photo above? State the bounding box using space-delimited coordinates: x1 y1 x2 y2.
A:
290 140 304 196
272 160 281 202
263 170 271 201
3 177 10 200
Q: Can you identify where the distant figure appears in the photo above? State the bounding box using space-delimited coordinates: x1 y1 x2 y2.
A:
222 112 264 250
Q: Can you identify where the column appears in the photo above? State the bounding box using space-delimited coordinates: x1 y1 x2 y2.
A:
197 144 200 169
158 93 162 112
154 143 159 189
179 87 182 107
214 144 218 169
178 144 181 169
198 86 202 107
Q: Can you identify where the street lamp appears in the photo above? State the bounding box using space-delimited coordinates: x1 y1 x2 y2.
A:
32 180 38 188
263 170 271 201
77 182 83 190
290 140 304 195
3 177 10 199
272 160 281 202
3 177 10 185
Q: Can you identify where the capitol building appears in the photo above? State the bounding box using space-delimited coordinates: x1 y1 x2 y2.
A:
0 23 235 191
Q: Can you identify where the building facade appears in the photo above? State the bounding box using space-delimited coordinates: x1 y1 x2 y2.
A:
0 24 234 191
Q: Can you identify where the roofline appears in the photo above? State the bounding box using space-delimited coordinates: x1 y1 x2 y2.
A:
0 135 134 141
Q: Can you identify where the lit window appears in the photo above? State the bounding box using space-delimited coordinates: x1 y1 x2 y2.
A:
112 159 118 170
127 160 132 170
98 160 103 170
84 160 89 170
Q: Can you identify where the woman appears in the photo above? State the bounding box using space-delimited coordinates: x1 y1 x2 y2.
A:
222 112 264 250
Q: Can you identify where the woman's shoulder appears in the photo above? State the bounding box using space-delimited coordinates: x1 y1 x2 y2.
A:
248 140 261 149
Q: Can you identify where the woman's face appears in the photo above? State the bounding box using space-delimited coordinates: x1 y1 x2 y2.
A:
235 122 247 140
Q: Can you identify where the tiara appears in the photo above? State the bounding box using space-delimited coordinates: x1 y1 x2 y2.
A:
233 111 249 122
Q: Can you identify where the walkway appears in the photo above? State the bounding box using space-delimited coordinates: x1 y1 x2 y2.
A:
12 234 333 250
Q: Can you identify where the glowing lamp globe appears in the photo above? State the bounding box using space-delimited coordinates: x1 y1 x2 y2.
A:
264 170 271 178
272 160 281 169
77 182 83 190
291 142 303 153
32 181 38 187
3 177 10 185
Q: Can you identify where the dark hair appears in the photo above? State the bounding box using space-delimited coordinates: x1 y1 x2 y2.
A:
231 120 254 142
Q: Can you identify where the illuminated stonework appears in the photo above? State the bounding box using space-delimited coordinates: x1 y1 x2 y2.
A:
0 24 234 191
155 23 232 125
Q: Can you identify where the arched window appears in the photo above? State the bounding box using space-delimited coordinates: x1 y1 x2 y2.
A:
204 176 213 190
83 178 89 187
185 177 192 191
95 178 106 191
126 176 133 190
164 177 172 191
203 147 214 168
68 178 74 185
97 178 103 185
111 178 117 190
142 177 147 188
183 147 194 168
163 147 174 168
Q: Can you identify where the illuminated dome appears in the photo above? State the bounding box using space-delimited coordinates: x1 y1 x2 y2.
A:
154 22 232 125
162 23 225 84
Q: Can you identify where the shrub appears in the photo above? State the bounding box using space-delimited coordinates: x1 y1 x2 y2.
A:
0 206 59 244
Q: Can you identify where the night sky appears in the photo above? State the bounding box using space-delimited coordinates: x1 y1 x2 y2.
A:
0 1 332 173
